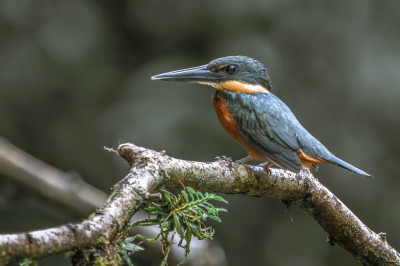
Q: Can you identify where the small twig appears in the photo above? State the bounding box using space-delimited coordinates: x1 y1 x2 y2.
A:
162 231 176 265
104 146 117 154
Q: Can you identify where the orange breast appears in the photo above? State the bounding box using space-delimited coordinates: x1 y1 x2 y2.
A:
212 93 264 159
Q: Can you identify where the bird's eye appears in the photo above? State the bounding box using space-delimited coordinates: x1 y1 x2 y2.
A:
225 65 237 75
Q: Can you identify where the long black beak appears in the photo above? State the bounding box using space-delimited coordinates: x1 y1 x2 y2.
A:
151 65 225 83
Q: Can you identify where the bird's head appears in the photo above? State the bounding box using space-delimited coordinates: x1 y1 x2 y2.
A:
151 56 272 93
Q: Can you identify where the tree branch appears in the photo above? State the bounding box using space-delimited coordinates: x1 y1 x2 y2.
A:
0 138 106 215
0 143 398 265
0 139 225 265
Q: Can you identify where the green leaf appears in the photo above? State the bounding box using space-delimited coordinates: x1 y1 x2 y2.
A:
211 196 228 203
209 215 222 222
188 223 201 238
162 190 172 203
181 191 189 203
167 217 174 230
125 237 136 243
196 191 204 199
174 213 184 237
186 187 196 201
205 207 216 215
119 250 134 266
189 207 199 214
186 187 195 194
199 204 210 209
124 242 144 252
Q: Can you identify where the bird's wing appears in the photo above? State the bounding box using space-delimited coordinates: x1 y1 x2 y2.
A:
232 93 303 172
225 92 372 177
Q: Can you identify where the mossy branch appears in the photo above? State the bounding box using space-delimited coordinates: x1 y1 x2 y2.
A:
0 143 399 266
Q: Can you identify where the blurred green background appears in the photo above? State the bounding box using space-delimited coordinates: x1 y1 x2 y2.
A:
1 1 400 265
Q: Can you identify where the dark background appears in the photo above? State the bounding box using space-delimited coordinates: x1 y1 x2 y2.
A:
1 1 400 265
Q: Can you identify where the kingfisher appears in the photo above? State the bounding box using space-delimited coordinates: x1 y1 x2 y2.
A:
151 56 371 177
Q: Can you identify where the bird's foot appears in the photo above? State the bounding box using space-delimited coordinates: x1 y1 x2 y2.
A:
235 156 252 164
258 161 273 174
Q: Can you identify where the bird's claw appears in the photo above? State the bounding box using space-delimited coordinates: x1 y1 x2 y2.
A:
235 156 252 164
258 162 272 174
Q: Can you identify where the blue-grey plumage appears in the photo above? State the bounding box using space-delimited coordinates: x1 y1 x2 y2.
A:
152 55 372 177
220 90 371 176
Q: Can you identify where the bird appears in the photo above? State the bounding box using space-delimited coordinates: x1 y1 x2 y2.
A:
151 56 371 177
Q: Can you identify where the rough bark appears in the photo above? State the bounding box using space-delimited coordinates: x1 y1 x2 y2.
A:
0 143 399 265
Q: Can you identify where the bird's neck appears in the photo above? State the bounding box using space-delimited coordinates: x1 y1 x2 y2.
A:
202 80 270 94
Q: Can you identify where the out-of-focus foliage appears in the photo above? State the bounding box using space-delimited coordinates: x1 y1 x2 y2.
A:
1 1 400 265
19 258 36 266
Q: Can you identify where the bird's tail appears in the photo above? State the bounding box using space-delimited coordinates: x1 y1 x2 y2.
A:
328 156 372 177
